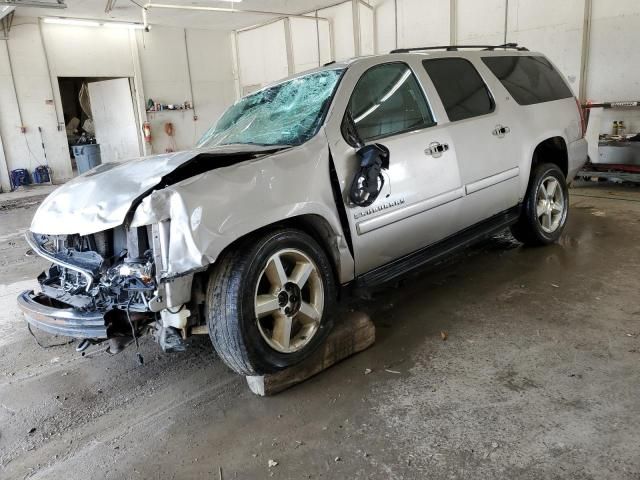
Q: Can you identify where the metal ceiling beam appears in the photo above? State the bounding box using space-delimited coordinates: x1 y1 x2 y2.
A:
104 0 116 14
1 9 13 38
144 2 325 20
0 4 14 19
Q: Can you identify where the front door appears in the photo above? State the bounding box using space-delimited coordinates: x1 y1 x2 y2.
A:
326 61 464 275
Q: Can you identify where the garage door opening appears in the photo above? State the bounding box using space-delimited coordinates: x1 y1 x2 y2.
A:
58 77 141 175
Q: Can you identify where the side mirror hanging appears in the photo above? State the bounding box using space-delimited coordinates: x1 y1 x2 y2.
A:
349 143 390 208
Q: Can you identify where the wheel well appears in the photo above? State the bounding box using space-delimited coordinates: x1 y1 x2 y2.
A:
205 214 343 282
532 137 568 177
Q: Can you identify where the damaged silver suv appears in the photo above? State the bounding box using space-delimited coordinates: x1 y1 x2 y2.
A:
19 45 587 375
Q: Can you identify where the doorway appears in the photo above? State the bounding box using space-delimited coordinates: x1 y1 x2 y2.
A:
58 77 141 175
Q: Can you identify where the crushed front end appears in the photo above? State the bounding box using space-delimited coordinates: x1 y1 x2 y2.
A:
19 224 196 354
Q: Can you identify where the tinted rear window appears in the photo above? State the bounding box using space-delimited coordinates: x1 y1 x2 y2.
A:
482 55 573 105
422 58 495 122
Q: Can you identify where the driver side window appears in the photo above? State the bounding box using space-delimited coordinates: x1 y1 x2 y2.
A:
347 63 435 143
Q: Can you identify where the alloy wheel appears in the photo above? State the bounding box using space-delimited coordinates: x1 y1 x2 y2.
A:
254 249 324 353
536 176 566 233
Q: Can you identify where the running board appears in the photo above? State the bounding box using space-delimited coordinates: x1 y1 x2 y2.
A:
355 206 521 287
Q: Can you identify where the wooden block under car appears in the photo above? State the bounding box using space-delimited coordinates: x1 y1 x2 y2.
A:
246 311 375 396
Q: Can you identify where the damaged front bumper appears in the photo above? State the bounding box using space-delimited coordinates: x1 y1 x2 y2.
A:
17 290 108 339
20 226 199 350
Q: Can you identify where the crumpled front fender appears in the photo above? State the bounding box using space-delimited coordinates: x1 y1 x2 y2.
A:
131 135 355 283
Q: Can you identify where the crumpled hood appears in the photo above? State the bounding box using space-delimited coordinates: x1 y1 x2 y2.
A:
30 145 283 236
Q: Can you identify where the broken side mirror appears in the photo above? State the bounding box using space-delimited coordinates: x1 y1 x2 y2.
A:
349 143 390 208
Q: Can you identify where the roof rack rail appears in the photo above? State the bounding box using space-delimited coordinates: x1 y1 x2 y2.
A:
390 43 528 53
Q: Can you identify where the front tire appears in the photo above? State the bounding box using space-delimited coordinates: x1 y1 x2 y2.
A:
511 163 569 246
206 229 336 376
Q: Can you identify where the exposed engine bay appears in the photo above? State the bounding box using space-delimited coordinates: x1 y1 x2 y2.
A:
25 225 201 356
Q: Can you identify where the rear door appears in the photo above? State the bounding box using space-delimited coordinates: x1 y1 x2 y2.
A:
421 57 522 227
325 60 464 275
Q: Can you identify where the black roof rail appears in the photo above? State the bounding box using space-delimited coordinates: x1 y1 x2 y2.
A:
390 43 529 53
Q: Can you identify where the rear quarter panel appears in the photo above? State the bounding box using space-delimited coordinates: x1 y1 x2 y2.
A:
515 97 584 195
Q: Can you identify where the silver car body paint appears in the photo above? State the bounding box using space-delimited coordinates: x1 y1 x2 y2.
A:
325 51 586 274
30 144 283 236
128 134 355 282
30 50 587 284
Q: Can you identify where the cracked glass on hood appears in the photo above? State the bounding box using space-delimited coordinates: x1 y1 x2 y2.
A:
197 68 345 148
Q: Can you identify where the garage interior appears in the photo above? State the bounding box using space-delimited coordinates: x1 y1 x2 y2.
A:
0 0 639 479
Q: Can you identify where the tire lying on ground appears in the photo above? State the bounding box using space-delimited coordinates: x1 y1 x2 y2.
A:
511 162 569 246
206 228 336 376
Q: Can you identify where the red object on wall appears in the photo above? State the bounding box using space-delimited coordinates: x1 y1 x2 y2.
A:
143 121 152 143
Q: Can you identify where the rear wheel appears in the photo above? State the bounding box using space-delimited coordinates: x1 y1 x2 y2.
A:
206 229 336 376
511 163 569 246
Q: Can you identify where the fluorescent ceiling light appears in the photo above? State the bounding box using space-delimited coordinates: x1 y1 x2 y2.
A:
44 17 146 29
44 17 100 26
103 22 146 29
146 4 235 12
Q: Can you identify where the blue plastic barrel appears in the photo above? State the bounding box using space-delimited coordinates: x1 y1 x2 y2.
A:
72 144 102 174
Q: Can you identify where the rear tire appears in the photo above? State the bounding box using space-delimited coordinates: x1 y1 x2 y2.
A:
511 163 569 246
206 228 336 376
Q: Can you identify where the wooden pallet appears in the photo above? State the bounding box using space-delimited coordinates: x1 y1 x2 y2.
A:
246 311 375 396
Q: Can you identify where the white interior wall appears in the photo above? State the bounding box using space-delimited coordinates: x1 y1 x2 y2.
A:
0 21 236 192
587 0 640 133
317 18 333 65
396 0 450 48
291 17 321 74
0 20 71 190
237 20 289 93
375 0 396 53
359 3 375 55
185 29 237 145
507 0 584 95
457 0 505 45
235 2 357 91
374 0 450 51
135 27 235 154
42 23 135 77
235 1 376 93
318 2 355 61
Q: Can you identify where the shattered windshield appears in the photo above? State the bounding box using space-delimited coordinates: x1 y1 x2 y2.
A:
197 68 344 148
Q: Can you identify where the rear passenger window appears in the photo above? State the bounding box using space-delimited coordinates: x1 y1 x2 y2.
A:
482 55 573 105
347 63 435 142
422 58 495 122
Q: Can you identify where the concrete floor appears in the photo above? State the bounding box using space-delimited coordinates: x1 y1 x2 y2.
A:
0 183 639 479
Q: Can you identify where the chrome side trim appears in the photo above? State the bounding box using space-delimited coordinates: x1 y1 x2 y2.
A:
465 167 520 195
357 187 465 235
26 231 94 290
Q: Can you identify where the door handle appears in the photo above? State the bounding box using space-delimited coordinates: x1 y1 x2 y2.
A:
493 125 511 138
425 142 449 158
